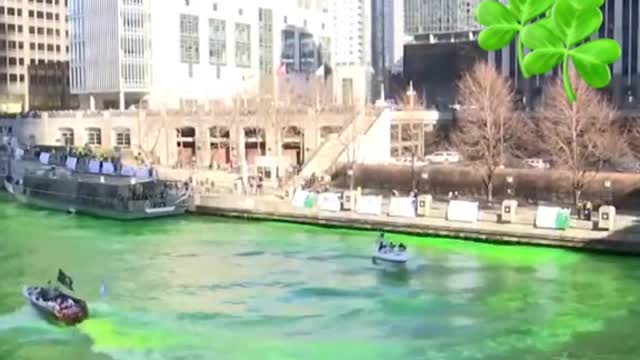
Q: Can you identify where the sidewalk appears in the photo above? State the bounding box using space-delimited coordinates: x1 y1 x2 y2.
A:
194 193 640 255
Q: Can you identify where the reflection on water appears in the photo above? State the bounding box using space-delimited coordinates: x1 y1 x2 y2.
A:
1 197 640 360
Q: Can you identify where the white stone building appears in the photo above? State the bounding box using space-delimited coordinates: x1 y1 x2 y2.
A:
329 0 372 106
68 0 333 111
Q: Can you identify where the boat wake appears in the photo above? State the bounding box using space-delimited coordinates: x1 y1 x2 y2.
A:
0 305 71 343
75 302 222 360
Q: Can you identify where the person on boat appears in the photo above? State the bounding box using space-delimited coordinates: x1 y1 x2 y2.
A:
388 242 396 251
377 232 387 252
398 243 407 252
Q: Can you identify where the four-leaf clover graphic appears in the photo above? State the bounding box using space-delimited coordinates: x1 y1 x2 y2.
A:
475 0 622 103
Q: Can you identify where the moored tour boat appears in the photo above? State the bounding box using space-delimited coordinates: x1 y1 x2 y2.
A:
5 146 192 219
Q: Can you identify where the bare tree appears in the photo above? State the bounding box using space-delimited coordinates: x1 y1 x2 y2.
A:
453 61 520 202
138 113 169 165
243 95 268 157
539 71 628 205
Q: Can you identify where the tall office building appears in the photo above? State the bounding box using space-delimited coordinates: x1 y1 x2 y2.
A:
402 0 484 108
330 0 372 105
371 0 405 101
69 0 332 111
404 0 480 37
0 0 72 112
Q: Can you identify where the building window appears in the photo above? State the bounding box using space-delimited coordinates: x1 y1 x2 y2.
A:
235 23 251 68
115 128 131 148
179 14 199 64
208 19 226 65
59 128 74 146
86 128 102 146
258 8 273 76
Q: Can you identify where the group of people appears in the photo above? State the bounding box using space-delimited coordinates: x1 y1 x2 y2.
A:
376 233 407 253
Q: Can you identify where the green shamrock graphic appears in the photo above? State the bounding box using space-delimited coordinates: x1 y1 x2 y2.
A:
476 0 622 103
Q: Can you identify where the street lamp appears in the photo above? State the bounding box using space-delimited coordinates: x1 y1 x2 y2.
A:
603 180 612 205
347 168 355 192
506 176 515 198
421 171 429 194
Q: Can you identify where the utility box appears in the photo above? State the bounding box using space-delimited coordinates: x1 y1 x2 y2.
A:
500 200 518 223
342 191 356 211
416 195 433 217
596 205 616 231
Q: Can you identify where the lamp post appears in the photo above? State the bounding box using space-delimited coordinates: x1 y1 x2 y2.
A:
506 176 515 198
421 171 430 194
603 180 612 205
347 168 354 192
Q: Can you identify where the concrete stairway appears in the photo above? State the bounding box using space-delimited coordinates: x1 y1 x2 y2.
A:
299 111 378 178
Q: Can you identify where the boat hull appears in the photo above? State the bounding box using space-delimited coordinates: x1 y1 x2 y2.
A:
12 189 188 220
372 251 409 264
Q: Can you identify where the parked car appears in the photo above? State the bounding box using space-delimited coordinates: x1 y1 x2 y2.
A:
523 158 550 169
425 151 461 164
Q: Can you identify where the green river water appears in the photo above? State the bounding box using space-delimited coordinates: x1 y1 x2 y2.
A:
1 194 639 360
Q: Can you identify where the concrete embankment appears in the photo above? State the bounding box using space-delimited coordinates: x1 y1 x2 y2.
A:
194 194 640 256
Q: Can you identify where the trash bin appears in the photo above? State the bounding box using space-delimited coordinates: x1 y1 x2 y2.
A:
500 200 518 223
416 195 432 217
596 205 616 231
342 191 356 211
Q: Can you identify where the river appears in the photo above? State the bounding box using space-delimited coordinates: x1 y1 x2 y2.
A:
1 194 639 360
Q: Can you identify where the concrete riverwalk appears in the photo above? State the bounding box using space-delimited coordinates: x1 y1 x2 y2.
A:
194 194 640 256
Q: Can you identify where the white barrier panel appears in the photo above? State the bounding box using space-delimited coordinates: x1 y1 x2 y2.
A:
135 167 150 179
317 193 341 212
535 206 559 229
101 162 115 175
13 148 24 160
388 197 416 218
292 190 309 208
447 200 479 223
535 206 570 230
88 159 100 173
65 157 78 170
355 195 383 215
121 165 135 176
39 152 50 165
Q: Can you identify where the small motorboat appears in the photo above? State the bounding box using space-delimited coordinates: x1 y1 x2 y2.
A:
372 248 409 264
22 286 89 325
